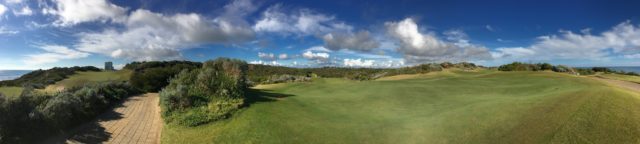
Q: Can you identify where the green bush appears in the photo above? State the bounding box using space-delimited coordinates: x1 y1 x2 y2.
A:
540 63 553 70
552 65 572 73
592 67 612 72
498 62 533 71
160 58 248 126
575 68 595 75
126 61 201 92
0 82 140 143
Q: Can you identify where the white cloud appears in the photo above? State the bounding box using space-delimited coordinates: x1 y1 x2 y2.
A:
24 45 89 65
43 0 128 26
302 51 329 60
258 52 276 60
624 54 640 59
253 5 351 36
0 4 7 16
495 21 640 61
278 53 289 59
13 6 33 16
258 52 290 60
490 47 536 58
249 60 281 66
385 18 492 64
323 30 379 52
75 0 256 61
305 45 332 52
342 58 405 68
343 58 374 67
0 26 18 35
485 25 494 32
5 0 24 4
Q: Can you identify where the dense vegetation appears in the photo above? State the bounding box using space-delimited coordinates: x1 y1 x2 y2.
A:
498 62 640 76
125 61 201 92
248 62 477 83
0 66 100 88
497 62 560 72
0 82 140 143
160 58 248 126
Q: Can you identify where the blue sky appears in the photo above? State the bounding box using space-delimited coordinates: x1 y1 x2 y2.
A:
1 0 640 70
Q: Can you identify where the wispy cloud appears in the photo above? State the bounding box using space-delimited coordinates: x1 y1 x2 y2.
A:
24 45 89 65
0 26 19 35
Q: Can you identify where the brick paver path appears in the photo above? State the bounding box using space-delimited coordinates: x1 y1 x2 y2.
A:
58 93 163 144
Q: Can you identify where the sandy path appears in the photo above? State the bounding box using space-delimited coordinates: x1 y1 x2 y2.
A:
45 93 163 144
593 76 640 93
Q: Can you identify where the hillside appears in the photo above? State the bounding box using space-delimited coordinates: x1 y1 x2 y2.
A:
163 70 640 143
43 70 132 93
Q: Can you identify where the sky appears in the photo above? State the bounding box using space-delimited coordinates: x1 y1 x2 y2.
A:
0 0 640 70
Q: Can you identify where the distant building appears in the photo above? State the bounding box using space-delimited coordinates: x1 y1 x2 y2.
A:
105 62 115 71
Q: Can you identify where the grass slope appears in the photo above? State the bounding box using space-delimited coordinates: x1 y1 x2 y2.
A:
597 73 640 83
0 86 23 98
43 70 132 92
163 70 640 143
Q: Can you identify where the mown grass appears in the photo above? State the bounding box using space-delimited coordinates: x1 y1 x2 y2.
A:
597 73 640 83
162 70 640 143
0 86 23 98
42 70 132 93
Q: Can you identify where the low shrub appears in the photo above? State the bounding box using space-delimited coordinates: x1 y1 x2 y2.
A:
0 82 140 143
126 61 201 92
160 58 248 126
575 68 595 75
552 65 573 73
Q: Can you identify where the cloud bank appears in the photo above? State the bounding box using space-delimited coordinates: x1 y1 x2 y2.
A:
385 18 492 64
55 0 256 61
493 21 640 61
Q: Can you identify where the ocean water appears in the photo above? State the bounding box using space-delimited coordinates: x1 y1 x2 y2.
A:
0 70 32 81
607 67 640 73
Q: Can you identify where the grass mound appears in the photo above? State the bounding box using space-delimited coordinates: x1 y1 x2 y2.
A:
43 70 132 93
163 70 640 143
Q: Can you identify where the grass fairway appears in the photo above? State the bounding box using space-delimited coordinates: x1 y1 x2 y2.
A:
162 70 640 143
597 73 640 83
43 70 132 92
0 86 23 98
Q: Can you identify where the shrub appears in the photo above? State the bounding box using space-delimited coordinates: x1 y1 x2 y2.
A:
160 58 248 126
0 82 140 143
127 61 201 92
626 72 640 76
552 65 572 73
498 62 532 71
540 63 553 70
575 68 595 75
592 67 611 72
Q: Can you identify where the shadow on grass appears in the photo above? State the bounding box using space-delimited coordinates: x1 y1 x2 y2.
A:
40 96 133 144
243 88 295 107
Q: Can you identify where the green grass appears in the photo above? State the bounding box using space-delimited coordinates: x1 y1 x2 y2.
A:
597 73 640 83
162 70 640 143
0 86 24 98
43 70 132 93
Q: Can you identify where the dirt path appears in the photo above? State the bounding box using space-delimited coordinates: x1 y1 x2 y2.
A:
46 93 163 144
593 76 640 93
